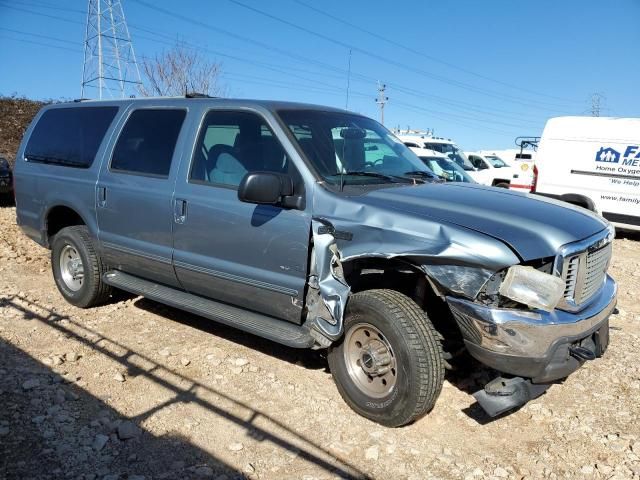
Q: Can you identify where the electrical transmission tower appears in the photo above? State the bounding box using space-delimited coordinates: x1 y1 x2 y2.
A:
81 0 142 99
590 92 605 117
375 81 388 125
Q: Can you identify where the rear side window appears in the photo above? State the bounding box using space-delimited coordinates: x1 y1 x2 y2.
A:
111 109 186 177
25 106 118 168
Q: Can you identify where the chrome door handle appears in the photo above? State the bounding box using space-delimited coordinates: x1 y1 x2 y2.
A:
174 199 187 224
97 186 107 207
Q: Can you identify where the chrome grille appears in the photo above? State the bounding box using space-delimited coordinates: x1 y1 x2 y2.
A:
557 232 613 311
577 243 612 304
563 255 579 300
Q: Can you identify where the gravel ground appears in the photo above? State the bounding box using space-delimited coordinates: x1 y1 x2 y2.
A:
1 204 639 480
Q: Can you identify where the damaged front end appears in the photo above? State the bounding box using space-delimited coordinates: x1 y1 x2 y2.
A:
303 197 616 417
303 211 519 350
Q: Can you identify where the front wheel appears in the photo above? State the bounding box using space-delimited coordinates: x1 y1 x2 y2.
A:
328 289 444 427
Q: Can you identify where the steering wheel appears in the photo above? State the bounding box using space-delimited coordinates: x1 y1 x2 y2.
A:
365 159 384 169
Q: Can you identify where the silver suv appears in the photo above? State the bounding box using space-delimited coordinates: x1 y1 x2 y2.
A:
14 97 616 426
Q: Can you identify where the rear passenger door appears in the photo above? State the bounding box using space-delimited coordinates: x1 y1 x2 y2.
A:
96 107 187 287
172 109 311 323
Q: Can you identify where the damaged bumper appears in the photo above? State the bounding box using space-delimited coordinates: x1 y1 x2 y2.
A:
447 274 616 383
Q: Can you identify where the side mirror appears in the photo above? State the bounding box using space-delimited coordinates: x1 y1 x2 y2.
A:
238 172 294 205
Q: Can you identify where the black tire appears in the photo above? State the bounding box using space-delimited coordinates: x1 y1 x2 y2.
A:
328 289 444 427
51 226 112 308
494 182 510 188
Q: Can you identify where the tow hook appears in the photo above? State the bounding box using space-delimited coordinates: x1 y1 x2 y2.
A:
568 345 596 361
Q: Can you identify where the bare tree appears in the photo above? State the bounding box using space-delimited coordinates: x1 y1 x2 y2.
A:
139 43 225 97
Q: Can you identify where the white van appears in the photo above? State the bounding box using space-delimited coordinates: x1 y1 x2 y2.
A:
397 134 476 172
533 116 640 231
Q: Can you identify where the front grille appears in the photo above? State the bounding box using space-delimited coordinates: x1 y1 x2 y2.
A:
578 243 612 304
559 241 612 310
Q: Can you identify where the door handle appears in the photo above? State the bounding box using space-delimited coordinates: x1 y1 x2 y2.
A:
97 186 107 208
174 199 187 224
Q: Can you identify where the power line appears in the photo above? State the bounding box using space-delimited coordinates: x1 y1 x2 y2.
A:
293 0 580 105
4 0 547 134
6 0 564 123
227 0 578 110
125 0 566 121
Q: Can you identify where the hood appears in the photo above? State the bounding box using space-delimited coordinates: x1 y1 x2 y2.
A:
354 183 608 261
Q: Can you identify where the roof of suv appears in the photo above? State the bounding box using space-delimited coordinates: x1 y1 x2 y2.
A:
56 97 354 114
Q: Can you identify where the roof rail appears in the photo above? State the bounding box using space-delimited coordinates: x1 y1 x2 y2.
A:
185 92 215 99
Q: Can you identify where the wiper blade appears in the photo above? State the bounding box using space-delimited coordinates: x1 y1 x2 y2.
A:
334 171 412 183
403 170 440 181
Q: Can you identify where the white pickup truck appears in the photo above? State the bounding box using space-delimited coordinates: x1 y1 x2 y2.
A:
464 152 516 188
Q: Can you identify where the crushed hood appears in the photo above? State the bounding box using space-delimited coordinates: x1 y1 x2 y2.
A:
353 183 608 261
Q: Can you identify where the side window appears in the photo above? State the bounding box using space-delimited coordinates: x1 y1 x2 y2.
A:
469 155 486 169
25 106 118 168
111 109 186 177
190 111 291 188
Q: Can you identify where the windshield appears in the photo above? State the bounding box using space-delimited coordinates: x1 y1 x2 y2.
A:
279 110 436 186
419 157 475 183
485 155 509 168
423 142 475 171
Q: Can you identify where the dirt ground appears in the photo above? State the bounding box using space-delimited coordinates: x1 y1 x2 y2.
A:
1 204 639 480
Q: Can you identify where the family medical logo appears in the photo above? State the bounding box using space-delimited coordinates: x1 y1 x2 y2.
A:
595 147 620 163
595 146 640 166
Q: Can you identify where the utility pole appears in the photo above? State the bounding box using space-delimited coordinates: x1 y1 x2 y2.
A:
81 0 142 99
345 49 352 110
375 81 388 125
590 92 605 117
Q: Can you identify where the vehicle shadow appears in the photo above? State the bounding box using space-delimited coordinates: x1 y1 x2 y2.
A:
0 194 15 208
0 335 241 480
616 229 640 242
137 296 500 425
133 297 328 371
2 294 369 480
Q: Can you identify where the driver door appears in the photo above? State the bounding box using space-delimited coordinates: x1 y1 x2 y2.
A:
172 109 311 323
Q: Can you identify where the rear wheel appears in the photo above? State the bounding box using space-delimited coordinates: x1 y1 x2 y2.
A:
494 182 510 188
328 289 444 427
51 226 112 308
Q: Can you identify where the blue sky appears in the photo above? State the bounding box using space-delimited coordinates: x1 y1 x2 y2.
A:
0 0 638 149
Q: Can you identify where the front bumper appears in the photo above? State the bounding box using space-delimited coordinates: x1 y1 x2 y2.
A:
447 274 616 383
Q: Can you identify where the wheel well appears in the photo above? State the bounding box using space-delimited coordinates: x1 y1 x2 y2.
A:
46 206 85 245
560 193 596 211
343 257 463 349
492 179 510 186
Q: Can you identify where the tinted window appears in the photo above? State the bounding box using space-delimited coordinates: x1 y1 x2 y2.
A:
190 111 292 187
111 109 186 177
25 107 118 168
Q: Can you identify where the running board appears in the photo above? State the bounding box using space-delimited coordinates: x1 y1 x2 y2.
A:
103 270 315 349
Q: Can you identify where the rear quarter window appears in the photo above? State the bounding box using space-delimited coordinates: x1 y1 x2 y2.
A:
25 106 118 168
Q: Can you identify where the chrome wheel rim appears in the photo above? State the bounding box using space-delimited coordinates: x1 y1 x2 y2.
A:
344 322 397 398
59 244 84 292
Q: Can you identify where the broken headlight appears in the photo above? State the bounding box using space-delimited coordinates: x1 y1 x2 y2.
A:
498 265 565 312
